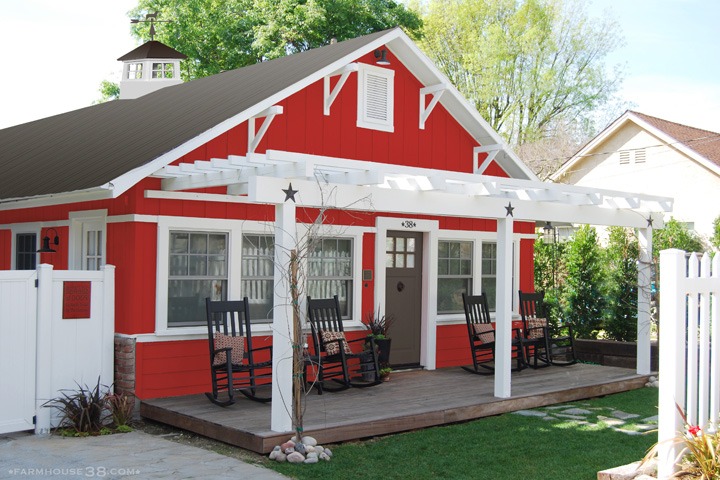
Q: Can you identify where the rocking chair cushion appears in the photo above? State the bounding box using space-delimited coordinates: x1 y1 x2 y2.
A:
321 331 353 356
526 318 547 339
472 323 495 344
213 332 245 366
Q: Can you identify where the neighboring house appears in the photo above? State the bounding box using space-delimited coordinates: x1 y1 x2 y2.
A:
0 29 668 420
552 110 720 243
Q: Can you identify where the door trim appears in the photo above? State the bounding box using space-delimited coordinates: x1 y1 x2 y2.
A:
375 217 439 370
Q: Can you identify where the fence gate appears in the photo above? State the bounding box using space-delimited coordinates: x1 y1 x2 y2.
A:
658 249 720 479
0 264 114 434
0 271 37 434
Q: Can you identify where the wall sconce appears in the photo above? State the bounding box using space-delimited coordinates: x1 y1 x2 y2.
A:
37 228 60 253
374 49 390 66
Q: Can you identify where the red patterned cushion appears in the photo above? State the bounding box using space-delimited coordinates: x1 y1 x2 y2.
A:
321 331 353 356
213 332 245 366
526 318 547 339
472 323 495 344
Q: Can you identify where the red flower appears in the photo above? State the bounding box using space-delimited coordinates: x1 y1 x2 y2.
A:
688 425 702 436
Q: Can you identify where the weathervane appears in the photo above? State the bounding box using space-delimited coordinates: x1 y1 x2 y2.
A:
130 12 172 41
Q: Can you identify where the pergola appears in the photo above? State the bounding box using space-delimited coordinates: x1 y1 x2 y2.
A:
149 148 673 432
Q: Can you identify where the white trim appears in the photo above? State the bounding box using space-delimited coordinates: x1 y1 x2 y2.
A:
248 106 284 154
145 189 257 205
375 216 439 370
68 210 107 271
357 63 395 132
106 214 159 224
0 189 113 211
155 216 246 335
474 144 502 174
324 63 358 115
419 83 446 130
10 226 40 270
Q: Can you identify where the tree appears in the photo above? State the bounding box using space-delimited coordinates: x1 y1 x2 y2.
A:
93 80 120 104
711 214 720 251
562 225 606 338
128 0 422 79
653 217 705 261
419 0 623 146
604 227 638 342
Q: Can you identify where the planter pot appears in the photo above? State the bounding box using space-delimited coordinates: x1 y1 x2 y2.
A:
374 338 392 366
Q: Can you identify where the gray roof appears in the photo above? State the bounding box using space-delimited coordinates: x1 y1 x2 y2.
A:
117 40 187 61
0 29 392 201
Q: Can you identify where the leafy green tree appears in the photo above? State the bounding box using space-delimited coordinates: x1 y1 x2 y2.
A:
128 0 422 79
93 80 120 104
419 0 623 145
562 225 606 338
652 217 705 260
711 214 720 251
604 227 638 341
533 233 567 329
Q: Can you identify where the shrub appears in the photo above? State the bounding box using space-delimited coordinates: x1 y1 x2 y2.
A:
45 378 109 435
604 227 638 341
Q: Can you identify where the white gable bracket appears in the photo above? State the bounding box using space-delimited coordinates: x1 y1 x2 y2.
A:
474 145 502 174
419 83 446 130
248 106 284 154
324 64 358 116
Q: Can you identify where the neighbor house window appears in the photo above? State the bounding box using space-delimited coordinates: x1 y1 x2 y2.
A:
437 240 473 314
167 231 228 327
481 243 498 311
241 235 275 322
357 64 394 132
15 233 37 270
152 62 175 79
308 238 353 318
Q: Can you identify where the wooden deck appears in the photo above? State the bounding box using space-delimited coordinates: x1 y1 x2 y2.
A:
140 364 651 453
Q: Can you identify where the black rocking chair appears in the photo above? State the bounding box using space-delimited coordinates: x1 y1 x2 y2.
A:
205 297 273 406
462 292 525 374
518 290 577 367
307 295 381 393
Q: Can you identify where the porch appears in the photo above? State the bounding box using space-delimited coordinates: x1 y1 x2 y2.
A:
140 363 651 454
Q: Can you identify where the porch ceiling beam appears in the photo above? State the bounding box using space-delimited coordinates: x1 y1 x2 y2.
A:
419 83 446 130
248 176 661 228
324 63 358 116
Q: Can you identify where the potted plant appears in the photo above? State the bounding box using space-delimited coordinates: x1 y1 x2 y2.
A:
363 306 395 366
379 367 392 382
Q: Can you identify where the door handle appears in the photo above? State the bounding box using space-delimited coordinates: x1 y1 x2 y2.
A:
397 281 405 292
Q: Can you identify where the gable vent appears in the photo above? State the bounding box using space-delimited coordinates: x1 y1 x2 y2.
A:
634 149 646 164
357 64 394 132
619 151 630 165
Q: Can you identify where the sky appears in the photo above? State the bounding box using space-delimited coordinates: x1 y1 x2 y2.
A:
1 0 719 132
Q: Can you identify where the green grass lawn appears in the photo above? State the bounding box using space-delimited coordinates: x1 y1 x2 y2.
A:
265 387 658 480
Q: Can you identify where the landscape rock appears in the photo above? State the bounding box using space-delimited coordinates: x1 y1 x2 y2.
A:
324 448 333 457
304 456 319 464
294 443 306 455
561 408 592 415
287 452 306 463
320 452 331 461
281 441 295 451
275 452 287 463
302 436 318 447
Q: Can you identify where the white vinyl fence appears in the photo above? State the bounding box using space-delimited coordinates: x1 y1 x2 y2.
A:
0 264 114 434
657 249 720 479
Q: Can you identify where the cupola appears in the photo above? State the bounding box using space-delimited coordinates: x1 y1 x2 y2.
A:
117 41 186 99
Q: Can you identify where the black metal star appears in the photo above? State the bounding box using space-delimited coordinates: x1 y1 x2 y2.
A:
504 202 514 217
646 216 654 228
282 183 298 203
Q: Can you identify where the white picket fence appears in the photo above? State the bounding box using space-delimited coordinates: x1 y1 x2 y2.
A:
657 249 720 479
0 264 115 434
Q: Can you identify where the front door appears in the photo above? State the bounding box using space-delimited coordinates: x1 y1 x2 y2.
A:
385 231 423 367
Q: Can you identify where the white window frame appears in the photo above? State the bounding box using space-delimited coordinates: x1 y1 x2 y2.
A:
356 63 395 133
435 230 520 324
69 210 107 271
437 239 474 315
152 62 175 79
126 62 144 80
156 216 246 336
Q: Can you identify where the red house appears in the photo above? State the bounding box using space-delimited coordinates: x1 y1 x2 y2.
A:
0 28 669 432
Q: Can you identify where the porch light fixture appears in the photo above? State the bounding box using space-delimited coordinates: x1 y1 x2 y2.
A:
374 49 390 66
542 222 555 244
37 228 60 253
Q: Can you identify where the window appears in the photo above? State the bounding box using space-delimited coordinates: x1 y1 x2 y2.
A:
83 227 103 270
241 235 275 322
385 236 416 268
168 231 228 327
481 243 498 311
308 238 353 318
152 62 175 79
241 235 355 321
127 63 143 79
15 233 37 270
437 241 472 314
357 64 394 132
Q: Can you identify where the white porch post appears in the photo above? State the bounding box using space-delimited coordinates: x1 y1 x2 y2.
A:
494 216 513 398
271 202 296 433
637 226 653 375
